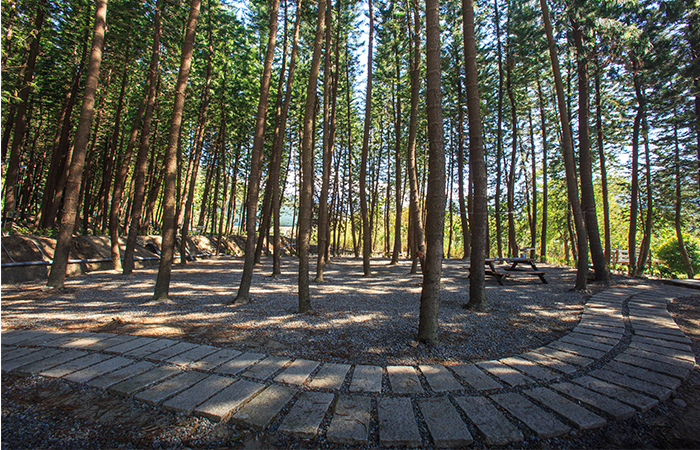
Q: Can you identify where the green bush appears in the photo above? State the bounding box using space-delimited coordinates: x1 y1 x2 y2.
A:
656 237 700 277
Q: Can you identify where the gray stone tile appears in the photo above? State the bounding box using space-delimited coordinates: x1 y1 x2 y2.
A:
308 363 351 390
135 371 209 406
87 360 157 389
2 347 61 372
63 356 134 383
40 353 114 378
626 347 695 371
572 326 622 341
634 328 691 343
491 392 570 438
450 363 501 390
476 360 534 387
18 331 81 347
165 345 219 367
559 335 615 353
188 348 242 371
605 360 682 389
231 385 296 430
146 342 200 362
214 352 265 376
419 364 462 391
162 374 235 414
194 379 265 422
548 341 606 359
572 375 658 412
550 382 635 420
274 359 320 385
633 335 693 353
349 365 383 393
453 395 523 446
326 395 371 445
589 369 673 401
59 334 115 349
378 397 421 447
13 349 87 376
520 351 579 375
102 337 158 355
615 351 691 379
387 365 424 394
1 329 51 345
537 347 593 368
418 397 473 448
278 391 334 438
564 332 618 346
109 365 181 396
123 339 178 358
85 335 140 351
524 387 606 430
241 355 290 380
500 356 558 381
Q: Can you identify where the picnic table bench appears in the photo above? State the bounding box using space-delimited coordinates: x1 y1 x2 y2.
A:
465 257 548 285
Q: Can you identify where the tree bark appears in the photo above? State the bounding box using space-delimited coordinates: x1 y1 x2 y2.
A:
593 44 611 264
494 0 504 258
629 65 643 276
537 78 548 262
234 0 280 304
359 0 374 277
47 0 107 288
674 117 694 278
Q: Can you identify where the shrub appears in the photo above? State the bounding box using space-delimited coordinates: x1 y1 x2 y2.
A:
656 237 700 277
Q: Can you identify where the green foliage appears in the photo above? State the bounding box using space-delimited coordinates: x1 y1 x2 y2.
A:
656 236 700 278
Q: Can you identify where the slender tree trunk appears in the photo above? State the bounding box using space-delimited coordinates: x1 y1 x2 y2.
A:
528 108 537 258
506 48 518 257
540 0 587 289
494 0 504 258
594 44 611 264
122 1 162 275
629 65 643 276
153 0 201 300
234 0 280 304
456 52 470 259
462 0 487 310
674 117 694 278
359 0 374 277
573 20 609 283
687 1 700 192
537 78 548 262
298 0 326 313
637 114 653 273
47 0 107 288
391 49 403 264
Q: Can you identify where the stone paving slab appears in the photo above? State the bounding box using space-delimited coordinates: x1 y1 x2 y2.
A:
520 351 579 375
241 355 290 380
418 397 473 448
524 387 606 430
308 362 351 390
146 342 201 362
565 332 618 346
500 356 558 381
326 395 371 445
194 379 265 422
162 374 235 414
231 384 296 431
559 335 615 353
274 359 320 385
87 360 157 389
123 339 178 358
0 345 32 362
537 347 593 368
59 334 115 349
13 349 87 376
551 381 635 420
387 366 424 394
109 365 182 396
419 364 462 391
616 351 692 379
589 369 673 401
1 329 50 345
214 352 265 376
476 360 534 387
605 360 682 389
103 337 157 355
278 391 334 438
573 375 658 412
63 356 134 383
633 335 693 353
491 392 571 438
572 326 623 341
634 327 692 343
378 397 421 447
83 334 140 351
40 353 114 378
453 395 523 446
18 331 82 347
165 345 220 367
548 341 607 359
135 371 209 406
450 363 502 390
626 347 696 371
2 347 62 372
349 365 383 393
189 348 242 372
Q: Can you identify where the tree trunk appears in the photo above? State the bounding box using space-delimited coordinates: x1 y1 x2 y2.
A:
359 0 374 277
234 0 280 304
153 0 201 300
674 117 694 278
629 65 643 276
456 50 470 259
298 0 326 313
537 78 548 262
594 44 611 264
494 0 504 258
528 108 537 258
506 48 518 258
636 114 653 273
391 48 403 264
47 0 107 288
540 0 587 289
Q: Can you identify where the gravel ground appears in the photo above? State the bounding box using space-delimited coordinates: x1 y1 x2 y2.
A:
2 256 699 449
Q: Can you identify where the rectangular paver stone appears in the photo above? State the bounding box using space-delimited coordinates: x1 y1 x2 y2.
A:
500 356 558 381
520 351 579 375
477 360 534 387
214 352 265 376
13 349 87 375
135 371 208 406
87 335 140 351
418 397 473 448
87 360 157 389
491 392 570 438
123 339 178 358
165 345 219 367
1 330 50 345
450 363 502 390
524 387 606 430
537 347 593 368
378 397 421 447
387 366 424 394
560 335 615 353
548 341 606 359
551 382 635 420
326 395 371 445
589 369 673 401
349 365 383 393
453 396 523 446
60 334 115 349
308 363 351 390
109 365 181 396
189 349 242 371
231 384 296 430
40 353 114 378
146 342 200 362
573 375 658 412
2 347 59 372
241 355 290 380
605 360 681 390
615 351 690 379
63 356 134 383
419 365 463 391
274 359 320 385
162 374 235 414
194 379 265 422
103 337 157 355
278 391 334 438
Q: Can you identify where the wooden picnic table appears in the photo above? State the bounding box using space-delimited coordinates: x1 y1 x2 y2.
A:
466 257 548 285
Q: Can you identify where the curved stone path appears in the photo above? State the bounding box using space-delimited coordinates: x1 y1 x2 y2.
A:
2 285 698 447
